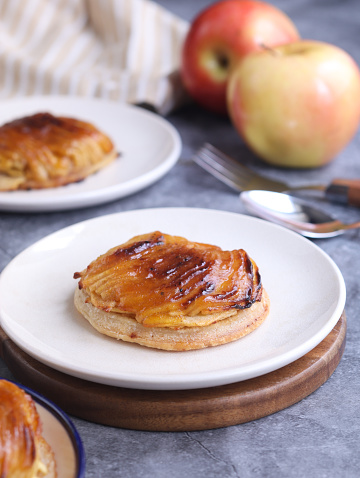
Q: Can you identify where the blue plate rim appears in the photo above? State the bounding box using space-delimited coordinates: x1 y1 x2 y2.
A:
1 378 86 478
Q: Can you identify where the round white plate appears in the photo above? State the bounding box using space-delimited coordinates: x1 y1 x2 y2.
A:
0 208 346 390
0 96 181 212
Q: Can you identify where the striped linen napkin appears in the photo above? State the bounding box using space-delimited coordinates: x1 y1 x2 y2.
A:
0 0 189 115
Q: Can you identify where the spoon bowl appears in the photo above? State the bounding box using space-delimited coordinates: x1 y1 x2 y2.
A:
240 190 360 238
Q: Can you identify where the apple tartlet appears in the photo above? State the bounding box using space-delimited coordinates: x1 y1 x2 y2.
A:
0 379 57 478
73 231 269 351
0 112 117 191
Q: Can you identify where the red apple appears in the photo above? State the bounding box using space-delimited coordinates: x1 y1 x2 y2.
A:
180 0 299 115
227 40 360 168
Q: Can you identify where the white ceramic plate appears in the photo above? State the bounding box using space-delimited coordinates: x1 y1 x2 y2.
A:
0 96 181 212
0 208 346 390
5 381 85 478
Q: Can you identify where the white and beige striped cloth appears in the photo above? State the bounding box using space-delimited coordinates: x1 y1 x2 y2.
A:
0 0 189 115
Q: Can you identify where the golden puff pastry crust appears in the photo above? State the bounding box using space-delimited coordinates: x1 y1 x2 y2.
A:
73 231 270 351
0 112 117 191
74 286 269 351
0 379 57 478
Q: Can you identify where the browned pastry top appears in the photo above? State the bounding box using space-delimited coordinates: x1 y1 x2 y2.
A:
0 112 115 190
74 231 263 328
0 379 41 477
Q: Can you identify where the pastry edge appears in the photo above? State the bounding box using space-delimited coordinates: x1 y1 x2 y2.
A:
74 287 270 351
0 149 117 191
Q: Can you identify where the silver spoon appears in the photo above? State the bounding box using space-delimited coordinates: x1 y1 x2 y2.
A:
240 190 360 238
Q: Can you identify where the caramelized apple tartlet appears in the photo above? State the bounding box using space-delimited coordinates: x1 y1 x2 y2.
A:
0 379 57 478
0 112 117 191
73 231 270 351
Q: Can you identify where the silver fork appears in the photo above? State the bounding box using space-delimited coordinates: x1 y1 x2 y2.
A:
192 143 360 207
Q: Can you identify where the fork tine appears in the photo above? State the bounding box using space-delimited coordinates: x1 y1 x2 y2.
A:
194 144 257 191
194 143 288 192
202 143 256 181
193 149 244 191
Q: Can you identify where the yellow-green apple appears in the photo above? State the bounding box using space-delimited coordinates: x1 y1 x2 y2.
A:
180 0 299 115
227 40 360 168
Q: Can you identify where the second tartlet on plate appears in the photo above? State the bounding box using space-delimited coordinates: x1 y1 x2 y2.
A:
0 112 117 191
0 379 85 478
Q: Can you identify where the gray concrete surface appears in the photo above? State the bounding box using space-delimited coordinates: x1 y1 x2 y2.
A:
1 1 360 477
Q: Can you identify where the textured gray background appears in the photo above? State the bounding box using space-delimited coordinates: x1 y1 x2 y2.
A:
1 1 360 477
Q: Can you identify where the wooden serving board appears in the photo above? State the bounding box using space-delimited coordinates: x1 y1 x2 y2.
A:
0 314 346 432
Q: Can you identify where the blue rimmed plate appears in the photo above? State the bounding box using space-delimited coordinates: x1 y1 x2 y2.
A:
8 381 86 478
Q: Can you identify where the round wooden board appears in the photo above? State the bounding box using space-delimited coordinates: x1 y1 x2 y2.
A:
0 314 346 432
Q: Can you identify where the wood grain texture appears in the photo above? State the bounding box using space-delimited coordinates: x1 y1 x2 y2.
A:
0 314 346 432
